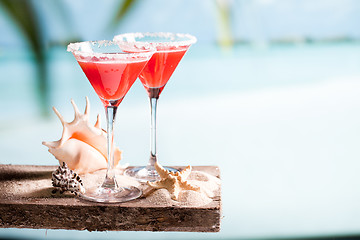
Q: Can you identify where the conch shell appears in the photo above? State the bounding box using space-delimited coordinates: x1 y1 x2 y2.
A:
42 97 121 174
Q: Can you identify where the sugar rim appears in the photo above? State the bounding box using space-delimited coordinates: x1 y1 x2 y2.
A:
113 32 197 51
67 40 155 60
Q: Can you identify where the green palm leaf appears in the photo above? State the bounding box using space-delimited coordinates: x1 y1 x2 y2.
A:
0 0 49 116
110 0 138 28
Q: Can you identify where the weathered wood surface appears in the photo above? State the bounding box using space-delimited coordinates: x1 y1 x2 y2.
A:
0 165 221 232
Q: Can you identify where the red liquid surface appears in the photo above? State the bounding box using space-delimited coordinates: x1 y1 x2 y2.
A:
139 47 188 98
78 59 148 106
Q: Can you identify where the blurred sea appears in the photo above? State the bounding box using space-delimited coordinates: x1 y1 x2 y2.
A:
1 42 360 123
1 42 360 239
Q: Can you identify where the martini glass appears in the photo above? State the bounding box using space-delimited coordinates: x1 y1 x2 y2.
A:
114 32 197 182
67 40 154 202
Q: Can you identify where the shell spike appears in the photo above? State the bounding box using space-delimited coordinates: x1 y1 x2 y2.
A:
94 114 101 129
42 140 60 148
84 96 90 116
70 98 81 118
42 98 123 175
52 107 65 125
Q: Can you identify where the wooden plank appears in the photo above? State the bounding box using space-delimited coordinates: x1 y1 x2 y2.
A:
0 165 221 232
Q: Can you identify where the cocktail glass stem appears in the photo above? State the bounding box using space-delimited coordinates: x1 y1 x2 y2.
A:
123 94 175 181
148 97 158 169
102 105 119 190
80 102 142 202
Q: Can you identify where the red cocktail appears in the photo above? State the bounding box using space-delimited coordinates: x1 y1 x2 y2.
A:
68 40 154 202
78 58 148 105
114 33 197 181
139 47 188 98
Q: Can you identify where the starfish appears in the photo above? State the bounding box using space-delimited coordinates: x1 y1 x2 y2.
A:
147 161 200 200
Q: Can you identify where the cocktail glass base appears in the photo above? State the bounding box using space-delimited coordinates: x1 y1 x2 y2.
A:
80 186 142 203
124 166 178 182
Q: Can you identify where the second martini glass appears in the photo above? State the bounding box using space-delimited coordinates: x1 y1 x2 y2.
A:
67 40 154 202
114 32 197 182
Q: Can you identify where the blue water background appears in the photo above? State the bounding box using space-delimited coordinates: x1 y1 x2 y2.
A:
1 42 360 239
1 0 360 239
